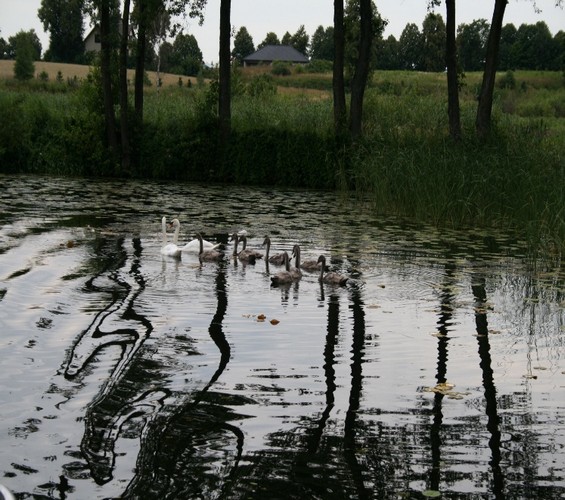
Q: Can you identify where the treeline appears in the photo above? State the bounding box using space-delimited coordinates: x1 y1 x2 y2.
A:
2 2 564 76
233 16 565 73
374 18 564 72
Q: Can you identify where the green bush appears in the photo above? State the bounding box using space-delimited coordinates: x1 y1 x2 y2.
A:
271 61 291 76
306 60 333 73
246 73 277 97
498 70 516 89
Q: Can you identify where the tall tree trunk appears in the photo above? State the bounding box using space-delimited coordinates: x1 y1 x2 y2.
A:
100 0 118 159
445 0 461 141
119 0 131 174
219 0 231 143
349 0 372 139
134 0 147 121
476 0 507 138
333 0 346 140
133 0 148 172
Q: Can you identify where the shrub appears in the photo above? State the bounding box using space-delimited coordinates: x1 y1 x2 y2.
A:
246 73 277 97
14 43 35 80
306 60 333 73
271 61 291 76
498 70 516 89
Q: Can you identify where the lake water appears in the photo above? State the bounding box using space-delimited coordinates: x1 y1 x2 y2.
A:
0 174 564 499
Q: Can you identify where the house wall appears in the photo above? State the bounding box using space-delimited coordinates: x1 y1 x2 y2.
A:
84 28 101 53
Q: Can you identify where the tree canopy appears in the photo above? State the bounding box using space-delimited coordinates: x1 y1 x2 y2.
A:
232 26 254 64
38 0 85 63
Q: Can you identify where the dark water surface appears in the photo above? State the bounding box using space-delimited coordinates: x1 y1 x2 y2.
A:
0 174 564 499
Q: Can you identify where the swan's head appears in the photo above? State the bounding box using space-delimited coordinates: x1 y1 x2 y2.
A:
291 244 300 258
262 236 270 247
317 255 326 266
230 232 239 243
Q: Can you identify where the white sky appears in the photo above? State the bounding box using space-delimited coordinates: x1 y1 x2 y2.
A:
1 0 563 64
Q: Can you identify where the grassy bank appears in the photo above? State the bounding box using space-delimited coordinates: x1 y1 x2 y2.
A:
0 67 563 255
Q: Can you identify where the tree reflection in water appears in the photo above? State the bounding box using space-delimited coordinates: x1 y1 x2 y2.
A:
428 259 456 493
473 274 505 497
123 261 247 499
2 177 565 498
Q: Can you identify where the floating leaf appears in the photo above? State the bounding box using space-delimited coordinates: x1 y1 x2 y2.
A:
270 319 280 325
422 490 441 498
257 314 266 320
423 382 459 396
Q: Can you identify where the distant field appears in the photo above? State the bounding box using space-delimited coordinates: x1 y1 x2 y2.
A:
0 60 198 87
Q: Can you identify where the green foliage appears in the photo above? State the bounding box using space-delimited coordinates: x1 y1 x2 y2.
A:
457 19 489 71
421 13 446 72
344 0 387 76
305 59 333 73
258 32 280 49
232 27 255 64
14 39 35 81
169 33 203 76
271 61 291 76
9 30 42 61
498 70 516 89
246 73 277 97
310 25 334 61
38 0 85 63
290 25 309 55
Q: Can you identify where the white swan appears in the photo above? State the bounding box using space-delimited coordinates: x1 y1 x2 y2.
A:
168 218 220 253
160 217 182 258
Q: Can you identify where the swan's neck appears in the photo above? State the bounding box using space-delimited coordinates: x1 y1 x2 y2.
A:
162 218 167 244
294 247 300 268
232 235 239 255
173 223 180 244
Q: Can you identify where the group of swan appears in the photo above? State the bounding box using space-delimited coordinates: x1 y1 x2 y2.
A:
161 217 348 286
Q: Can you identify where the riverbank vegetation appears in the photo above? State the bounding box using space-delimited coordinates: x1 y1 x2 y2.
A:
0 65 563 255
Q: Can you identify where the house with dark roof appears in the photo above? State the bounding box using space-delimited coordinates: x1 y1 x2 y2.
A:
243 45 309 67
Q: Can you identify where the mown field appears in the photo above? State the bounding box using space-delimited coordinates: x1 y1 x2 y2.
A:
0 60 198 87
